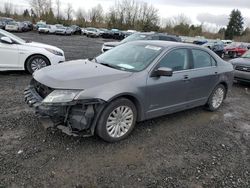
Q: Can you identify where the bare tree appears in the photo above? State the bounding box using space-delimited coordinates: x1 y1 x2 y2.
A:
65 3 73 21
4 2 13 17
28 0 52 18
172 14 191 26
76 8 87 26
88 4 104 24
106 0 159 31
55 0 61 20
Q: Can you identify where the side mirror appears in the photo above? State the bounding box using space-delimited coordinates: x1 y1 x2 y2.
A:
1 36 13 44
153 67 173 77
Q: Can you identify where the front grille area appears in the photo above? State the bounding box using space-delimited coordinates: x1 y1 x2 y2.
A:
235 65 250 72
31 79 54 98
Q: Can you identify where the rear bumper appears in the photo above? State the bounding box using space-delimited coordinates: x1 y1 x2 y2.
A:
24 83 105 136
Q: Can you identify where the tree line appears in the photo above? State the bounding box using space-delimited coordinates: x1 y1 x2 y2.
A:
0 0 250 41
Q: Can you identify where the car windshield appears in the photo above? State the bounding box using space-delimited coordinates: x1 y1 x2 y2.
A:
122 33 148 43
241 50 250 58
0 29 25 43
40 25 47 28
8 21 17 26
96 43 163 72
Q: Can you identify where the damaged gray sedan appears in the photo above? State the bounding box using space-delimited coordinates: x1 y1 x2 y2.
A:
25 41 234 142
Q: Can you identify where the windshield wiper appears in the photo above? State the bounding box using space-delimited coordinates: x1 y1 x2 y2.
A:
100 63 121 69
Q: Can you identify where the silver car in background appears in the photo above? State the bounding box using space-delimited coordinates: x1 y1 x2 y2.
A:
230 50 250 83
55 26 72 35
85 27 100 37
25 41 234 142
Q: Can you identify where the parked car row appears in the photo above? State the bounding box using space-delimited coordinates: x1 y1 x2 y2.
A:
0 17 33 32
193 37 250 59
37 24 82 35
82 27 137 40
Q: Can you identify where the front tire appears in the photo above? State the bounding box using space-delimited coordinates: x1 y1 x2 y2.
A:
26 55 50 74
96 98 137 142
206 84 226 111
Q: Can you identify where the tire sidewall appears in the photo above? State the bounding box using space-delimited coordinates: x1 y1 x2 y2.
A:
26 55 49 74
207 84 226 111
96 98 137 142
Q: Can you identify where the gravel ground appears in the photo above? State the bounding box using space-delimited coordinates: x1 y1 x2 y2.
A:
0 32 250 188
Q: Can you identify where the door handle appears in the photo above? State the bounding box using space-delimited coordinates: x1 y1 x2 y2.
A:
183 75 189 81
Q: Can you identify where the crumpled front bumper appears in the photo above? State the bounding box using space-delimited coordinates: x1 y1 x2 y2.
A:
24 85 105 136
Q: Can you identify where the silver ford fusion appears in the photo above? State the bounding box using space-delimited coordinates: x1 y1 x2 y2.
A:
25 41 234 142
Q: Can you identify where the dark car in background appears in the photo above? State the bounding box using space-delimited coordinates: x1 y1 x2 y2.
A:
230 50 250 83
102 29 124 40
23 21 33 31
203 41 225 58
102 32 182 52
25 41 233 142
0 21 4 29
70 25 82 35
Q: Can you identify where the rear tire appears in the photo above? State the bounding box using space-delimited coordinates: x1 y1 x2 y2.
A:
206 84 226 111
233 52 237 58
96 98 137 142
26 55 50 74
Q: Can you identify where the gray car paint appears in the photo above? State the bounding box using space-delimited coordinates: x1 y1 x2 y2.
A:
230 57 250 81
230 57 250 65
33 41 234 122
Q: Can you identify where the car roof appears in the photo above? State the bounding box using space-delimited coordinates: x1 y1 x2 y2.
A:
128 40 199 49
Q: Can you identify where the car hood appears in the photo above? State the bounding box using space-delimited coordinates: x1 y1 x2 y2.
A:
56 28 65 31
104 41 122 47
230 57 250 66
33 59 133 89
24 42 63 53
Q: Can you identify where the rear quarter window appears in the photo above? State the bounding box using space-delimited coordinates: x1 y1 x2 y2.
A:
192 49 217 69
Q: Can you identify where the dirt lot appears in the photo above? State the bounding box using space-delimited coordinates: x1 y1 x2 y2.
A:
0 32 250 188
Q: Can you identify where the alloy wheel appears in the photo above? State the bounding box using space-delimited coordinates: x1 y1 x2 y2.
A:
211 88 224 109
30 58 47 72
106 106 134 138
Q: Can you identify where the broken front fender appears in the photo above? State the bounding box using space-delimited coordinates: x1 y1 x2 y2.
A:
24 85 106 136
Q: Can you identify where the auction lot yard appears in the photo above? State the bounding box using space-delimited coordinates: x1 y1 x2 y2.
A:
0 32 250 188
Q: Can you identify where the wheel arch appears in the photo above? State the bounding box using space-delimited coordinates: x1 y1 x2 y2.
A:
24 54 51 71
107 94 144 122
218 81 228 98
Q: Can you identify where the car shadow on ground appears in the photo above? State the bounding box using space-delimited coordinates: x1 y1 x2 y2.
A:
0 70 30 76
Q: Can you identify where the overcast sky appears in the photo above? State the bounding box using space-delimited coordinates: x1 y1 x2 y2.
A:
2 0 250 29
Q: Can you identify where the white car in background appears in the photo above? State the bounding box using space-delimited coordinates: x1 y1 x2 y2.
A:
85 27 100 37
5 21 20 32
55 26 73 35
0 29 65 73
38 25 57 34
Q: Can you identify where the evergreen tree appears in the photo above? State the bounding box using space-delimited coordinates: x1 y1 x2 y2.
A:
23 9 30 18
225 9 244 39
